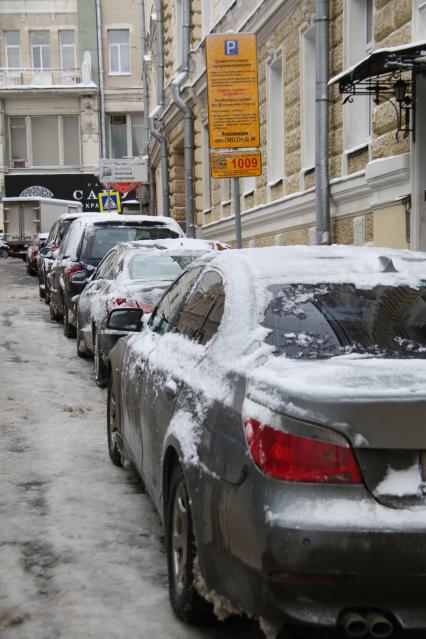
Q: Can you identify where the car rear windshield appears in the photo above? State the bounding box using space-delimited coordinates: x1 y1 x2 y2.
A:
128 251 205 280
80 224 180 261
263 283 426 359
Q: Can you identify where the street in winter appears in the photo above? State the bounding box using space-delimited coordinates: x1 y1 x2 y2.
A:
0 260 263 639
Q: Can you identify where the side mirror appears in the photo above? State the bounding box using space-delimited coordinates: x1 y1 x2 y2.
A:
39 247 52 258
70 270 87 285
107 308 143 332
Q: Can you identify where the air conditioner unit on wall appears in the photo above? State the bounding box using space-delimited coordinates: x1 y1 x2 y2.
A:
12 159 27 168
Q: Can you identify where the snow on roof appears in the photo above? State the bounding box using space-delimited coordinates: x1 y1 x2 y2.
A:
75 213 183 232
207 245 426 289
2 196 83 207
119 238 228 251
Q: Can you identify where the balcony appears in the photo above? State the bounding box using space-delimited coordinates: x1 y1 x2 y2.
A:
0 52 96 91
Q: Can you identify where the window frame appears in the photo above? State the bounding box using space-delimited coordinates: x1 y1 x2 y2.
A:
267 50 285 186
30 30 51 70
5 31 21 69
108 29 131 75
109 113 144 158
59 30 76 71
301 25 316 171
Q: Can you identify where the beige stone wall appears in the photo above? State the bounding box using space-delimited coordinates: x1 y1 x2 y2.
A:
373 203 409 248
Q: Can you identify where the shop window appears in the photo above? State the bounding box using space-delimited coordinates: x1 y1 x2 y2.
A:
9 115 80 167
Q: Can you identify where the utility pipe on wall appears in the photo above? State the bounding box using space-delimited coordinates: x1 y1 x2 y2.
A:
140 0 153 213
315 0 330 244
95 0 106 158
172 0 195 238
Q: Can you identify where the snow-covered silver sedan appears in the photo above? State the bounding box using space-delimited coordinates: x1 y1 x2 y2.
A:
76 238 217 386
107 245 426 637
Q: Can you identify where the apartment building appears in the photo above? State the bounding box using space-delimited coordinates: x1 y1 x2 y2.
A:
145 0 426 249
0 0 144 222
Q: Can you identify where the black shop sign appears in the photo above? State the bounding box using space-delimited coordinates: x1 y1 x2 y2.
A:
4 174 136 211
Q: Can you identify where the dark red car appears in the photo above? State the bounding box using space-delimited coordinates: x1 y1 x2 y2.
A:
26 233 49 275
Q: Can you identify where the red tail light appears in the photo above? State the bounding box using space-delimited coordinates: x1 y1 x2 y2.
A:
65 263 83 281
243 418 362 484
106 298 154 314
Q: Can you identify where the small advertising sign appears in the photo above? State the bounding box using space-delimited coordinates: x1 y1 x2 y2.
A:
206 33 260 149
99 157 148 184
98 191 121 213
210 150 262 178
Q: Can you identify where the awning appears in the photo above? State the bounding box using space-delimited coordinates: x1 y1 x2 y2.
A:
329 41 426 139
329 40 426 89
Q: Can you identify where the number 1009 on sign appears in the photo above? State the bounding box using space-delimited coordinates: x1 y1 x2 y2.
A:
210 151 262 178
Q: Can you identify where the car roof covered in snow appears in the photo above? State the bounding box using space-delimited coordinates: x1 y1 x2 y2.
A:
205 245 426 290
114 237 228 252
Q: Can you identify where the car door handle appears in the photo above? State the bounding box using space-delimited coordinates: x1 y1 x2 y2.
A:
163 379 177 400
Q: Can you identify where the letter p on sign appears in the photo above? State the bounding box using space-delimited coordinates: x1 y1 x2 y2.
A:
224 39 238 55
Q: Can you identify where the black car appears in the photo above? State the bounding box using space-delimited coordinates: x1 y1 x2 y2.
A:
38 212 85 303
48 213 183 337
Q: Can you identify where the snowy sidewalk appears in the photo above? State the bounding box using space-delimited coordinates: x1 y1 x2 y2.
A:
0 260 261 639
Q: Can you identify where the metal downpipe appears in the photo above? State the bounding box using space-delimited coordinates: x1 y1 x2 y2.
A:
95 0 106 158
151 124 170 216
139 0 152 212
315 0 330 245
172 0 195 238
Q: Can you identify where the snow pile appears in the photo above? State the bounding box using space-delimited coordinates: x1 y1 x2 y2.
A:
376 463 422 497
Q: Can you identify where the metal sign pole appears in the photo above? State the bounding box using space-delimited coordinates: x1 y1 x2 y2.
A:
232 177 242 248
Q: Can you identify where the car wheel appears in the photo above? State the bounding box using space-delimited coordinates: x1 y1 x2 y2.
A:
44 281 50 305
107 373 123 467
39 282 45 299
76 317 90 359
49 295 61 321
166 464 212 624
63 299 76 339
94 331 108 388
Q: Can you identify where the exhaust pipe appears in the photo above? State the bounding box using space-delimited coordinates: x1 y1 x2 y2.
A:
366 613 394 638
341 612 369 637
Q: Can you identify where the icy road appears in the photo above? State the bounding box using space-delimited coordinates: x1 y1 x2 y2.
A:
0 260 263 639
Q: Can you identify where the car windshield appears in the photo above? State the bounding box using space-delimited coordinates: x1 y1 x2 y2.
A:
263 283 426 359
81 224 180 261
128 251 205 281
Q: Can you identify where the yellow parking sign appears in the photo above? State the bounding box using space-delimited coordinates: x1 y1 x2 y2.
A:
99 191 121 213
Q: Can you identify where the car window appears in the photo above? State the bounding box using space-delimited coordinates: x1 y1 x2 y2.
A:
172 271 224 341
61 220 82 258
128 251 205 281
96 252 116 279
57 219 74 246
47 222 58 244
152 267 202 335
263 283 426 359
199 290 225 345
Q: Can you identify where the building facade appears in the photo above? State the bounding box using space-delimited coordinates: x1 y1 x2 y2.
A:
0 0 145 223
145 0 426 249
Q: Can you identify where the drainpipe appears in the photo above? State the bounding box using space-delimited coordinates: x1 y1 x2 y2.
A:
172 0 195 238
150 0 169 215
95 0 106 158
140 0 153 212
315 0 330 244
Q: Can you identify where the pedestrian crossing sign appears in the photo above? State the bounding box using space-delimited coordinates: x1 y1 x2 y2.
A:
99 191 121 213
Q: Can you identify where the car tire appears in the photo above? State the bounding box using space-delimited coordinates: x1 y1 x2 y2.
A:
63 299 76 339
39 282 45 299
166 464 212 624
49 295 62 321
76 317 90 359
107 373 123 467
94 331 108 388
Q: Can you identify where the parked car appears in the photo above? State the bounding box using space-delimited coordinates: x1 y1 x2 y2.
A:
0 233 8 258
49 213 183 337
107 245 426 636
26 233 49 275
75 238 219 386
38 212 87 303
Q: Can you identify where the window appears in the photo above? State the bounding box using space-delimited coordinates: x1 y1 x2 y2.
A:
30 31 51 70
96 251 118 279
32 116 59 166
173 271 224 340
267 53 284 183
109 114 145 158
10 117 27 165
152 267 203 335
60 30 76 70
243 176 256 195
5 31 20 69
108 29 130 74
414 0 426 38
220 179 231 204
9 115 80 167
344 0 373 149
301 27 316 169
201 0 212 36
